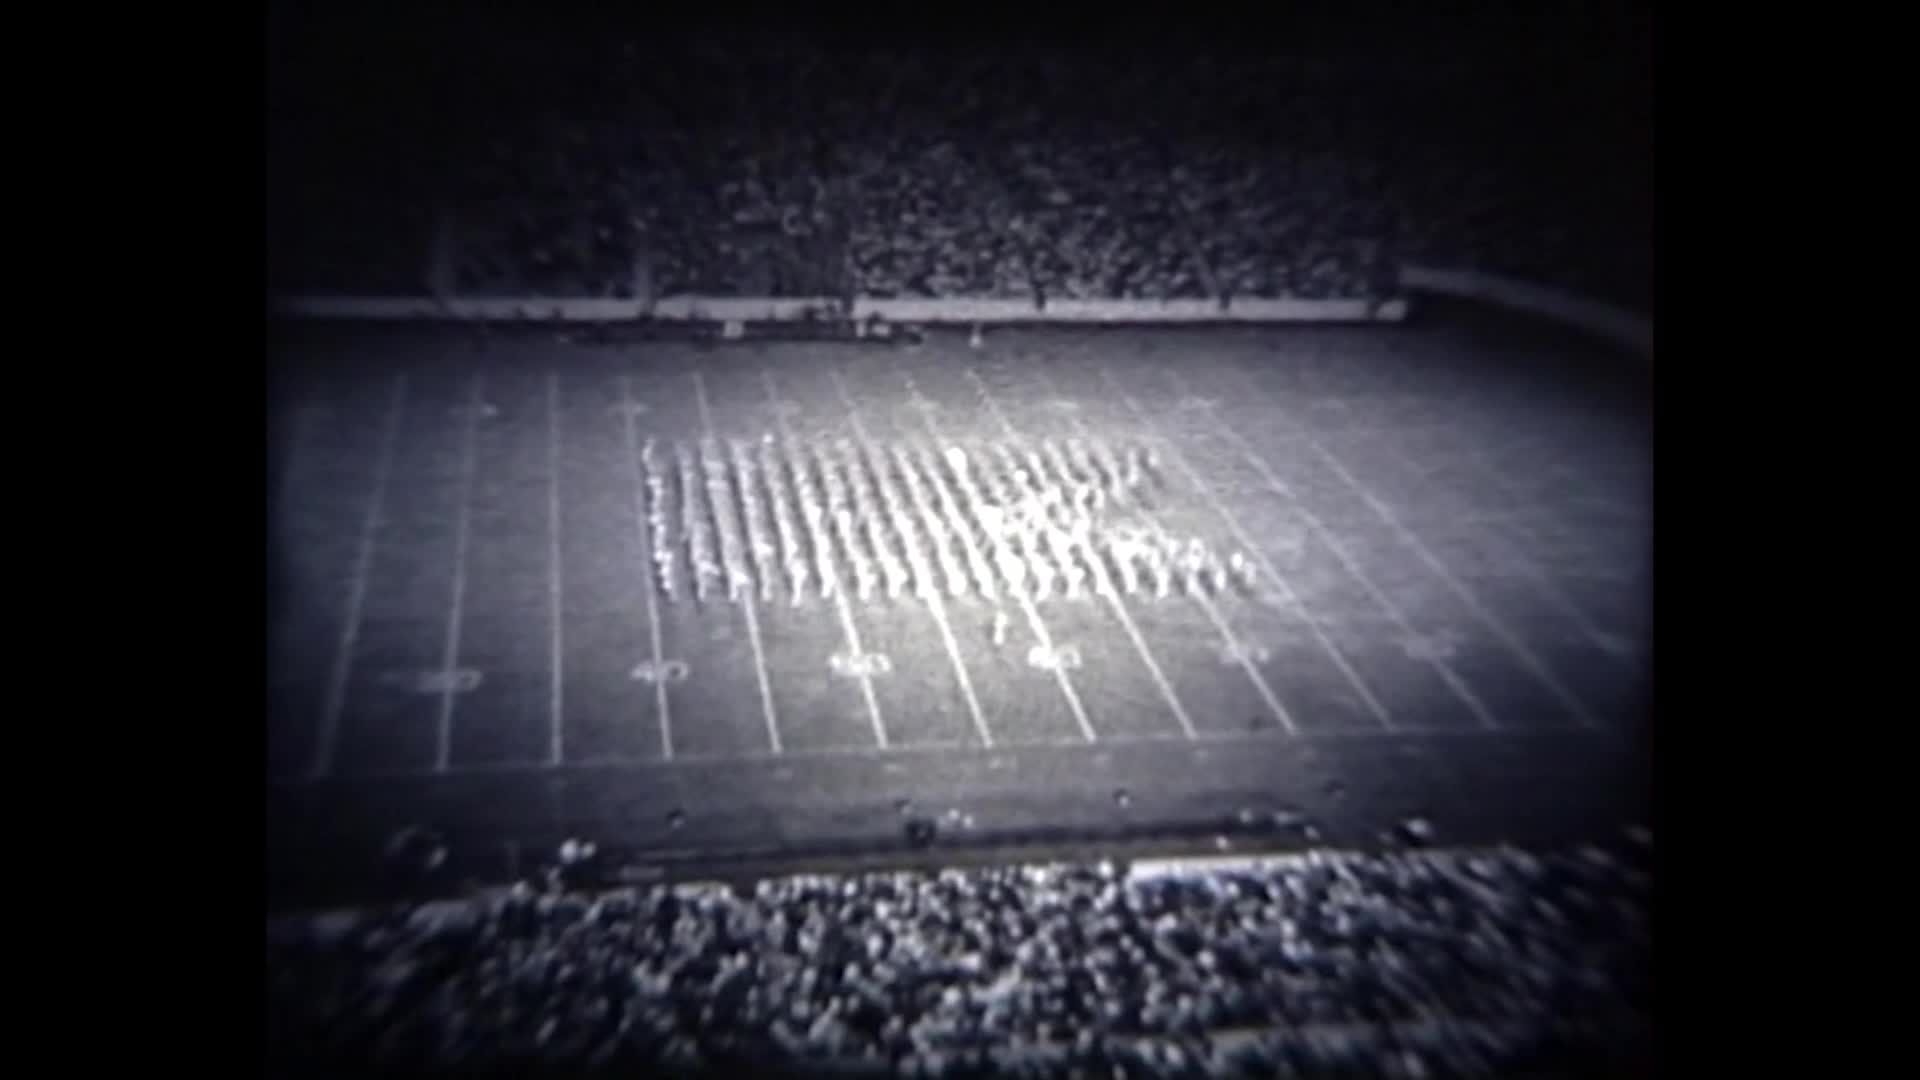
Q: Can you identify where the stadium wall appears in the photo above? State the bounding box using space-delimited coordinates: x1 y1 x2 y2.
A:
272 268 1644 342
268 293 1413 325
1399 265 1652 357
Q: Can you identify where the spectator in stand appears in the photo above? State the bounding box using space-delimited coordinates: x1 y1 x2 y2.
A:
269 835 1651 1074
278 24 1646 311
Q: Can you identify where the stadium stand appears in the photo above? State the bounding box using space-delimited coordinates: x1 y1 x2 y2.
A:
267 839 1651 1076
267 19 1650 313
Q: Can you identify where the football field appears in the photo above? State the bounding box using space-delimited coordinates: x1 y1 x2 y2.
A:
267 321 1651 908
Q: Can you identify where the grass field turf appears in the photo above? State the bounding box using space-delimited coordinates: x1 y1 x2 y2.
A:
267 321 1650 909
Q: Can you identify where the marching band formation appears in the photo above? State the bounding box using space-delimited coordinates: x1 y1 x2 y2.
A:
639 436 1259 610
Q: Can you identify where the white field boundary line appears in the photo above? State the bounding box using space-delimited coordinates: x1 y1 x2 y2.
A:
435 372 485 773
269 294 1412 325
1102 370 1395 731
692 371 786 754
266 722 1621 785
1212 367 1604 730
1026 366 1298 735
1144 368 1501 731
900 369 1097 743
547 372 565 766
617 375 675 760
965 367 1198 740
313 374 408 780
828 367 993 749
761 368 884 751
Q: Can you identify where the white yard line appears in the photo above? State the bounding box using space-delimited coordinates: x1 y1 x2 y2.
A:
694 371 785 753
1030 367 1296 734
1102 368 1396 730
761 370 884 750
1151 369 1498 729
1210 368 1603 729
903 369 1096 743
435 372 485 772
829 367 992 748
313 373 408 780
1415 441 1638 659
966 367 1196 740
273 719 1606 783
618 375 675 760
1240 367 1640 661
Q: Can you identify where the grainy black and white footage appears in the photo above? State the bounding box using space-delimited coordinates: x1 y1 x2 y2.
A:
267 5 1653 1076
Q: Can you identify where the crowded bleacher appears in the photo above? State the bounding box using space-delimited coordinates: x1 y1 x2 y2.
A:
267 14 1651 312
266 838 1651 1076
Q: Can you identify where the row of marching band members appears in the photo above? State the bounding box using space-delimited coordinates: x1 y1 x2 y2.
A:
636 437 1255 607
